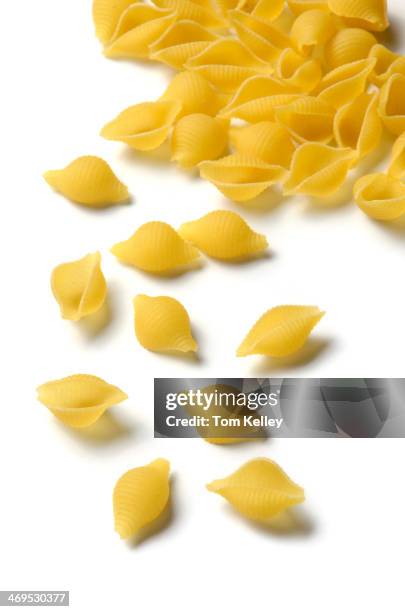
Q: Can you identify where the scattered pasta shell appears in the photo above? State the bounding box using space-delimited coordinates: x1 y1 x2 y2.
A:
275 96 335 143
111 221 200 273
44 156 129 207
51 252 107 321
334 92 381 160
171 114 228 168
288 0 329 14
378 74 405 136
104 4 176 59
134 294 197 352
37 374 127 428
237 305 325 357
316 57 376 109
100 101 181 151
324 28 377 70
113 459 170 539
206 458 305 520
230 121 296 166
153 0 225 28
92 0 134 44
354 173 405 220
149 20 218 69
290 9 336 54
160 71 229 117
229 10 291 62
388 132 405 179
199 154 287 201
178 210 268 260
368 44 405 86
328 0 389 32
276 48 322 93
250 0 285 21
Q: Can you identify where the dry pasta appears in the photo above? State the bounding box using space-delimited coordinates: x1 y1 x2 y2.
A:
275 96 335 143
369 44 405 86
290 9 336 55
153 0 225 29
328 0 389 32
92 0 135 44
354 173 405 220
228 10 291 63
160 71 229 117
171 114 228 168
378 74 405 135
37 374 127 428
149 21 219 69
334 92 381 160
388 132 405 179
324 28 377 70
316 57 377 109
229 121 296 166
288 0 328 14
276 48 322 93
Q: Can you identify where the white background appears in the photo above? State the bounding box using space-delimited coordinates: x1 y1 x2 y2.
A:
1 1 405 610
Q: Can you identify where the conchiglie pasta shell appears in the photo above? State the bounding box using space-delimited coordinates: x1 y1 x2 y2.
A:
43 156 129 207
334 92 381 160
324 28 377 70
51 252 107 321
237 305 325 357
290 9 336 54
134 294 197 352
368 44 405 86
92 0 135 44
275 96 335 143
199 154 287 201
328 0 389 32
378 74 405 136
229 10 291 62
178 210 268 259
207 458 305 520
354 173 405 220
100 101 181 150
284 143 356 196
160 71 229 117
113 459 170 539
149 20 218 69
37 374 127 428
230 121 296 166
153 0 225 28
288 0 329 14
250 0 285 22
276 48 322 93
316 57 376 109
171 114 228 168
388 132 405 179
111 221 200 273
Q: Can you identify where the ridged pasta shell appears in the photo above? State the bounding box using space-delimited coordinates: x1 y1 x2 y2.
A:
290 9 336 54
368 44 405 86
287 0 329 14
153 0 225 28
334 92 381 160
229 10 291 62
284 143 356 196
92 0 134 44
134 294 197 352
316 57 376 109
37 374 127 428
199 154 287 201
160 71 229 117
324 28 377 70
354 173 405 220
230 121 296 166
328 0 389 32
276 48 322 93
250 0 285 21
275 96 335 143
113 459 170 539
104 4 176 58
100 101 181 150
111 221 200 273
51 252 107 321
388 132 405 179
237 304 325 357
219 75 299 121
43 156 129 207
206 458 305 520
378 74 405 136
149 20 218 69
178 210 268 259
171 114 228 168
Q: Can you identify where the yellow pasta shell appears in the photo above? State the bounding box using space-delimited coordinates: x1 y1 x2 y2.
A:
316 57 376 109
51 252 107 321
334 92 381 160
92 0 134 44
368 44 405 86
111 221 200 273
134 294 197 352
104 4 176 59
178 210 268 260
171 114 228 168
153 0 225 28
290 9 336 54
37 374 127 428
284 143 356 196
43 156 129 207
149 20 218 69
354 173 405 220
250 0 285 21
388 132 405 179
237 304 325 357
207 458 305 520
160 71 229 117
199 154 287 201
100 100 181 151
230 121 296 166
276 48 322 93
328 0 389 32
275 96 335 143
378 74 405 136
324 28 376 70
288 0 329 14
229 10 291 62
113 459 170 539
